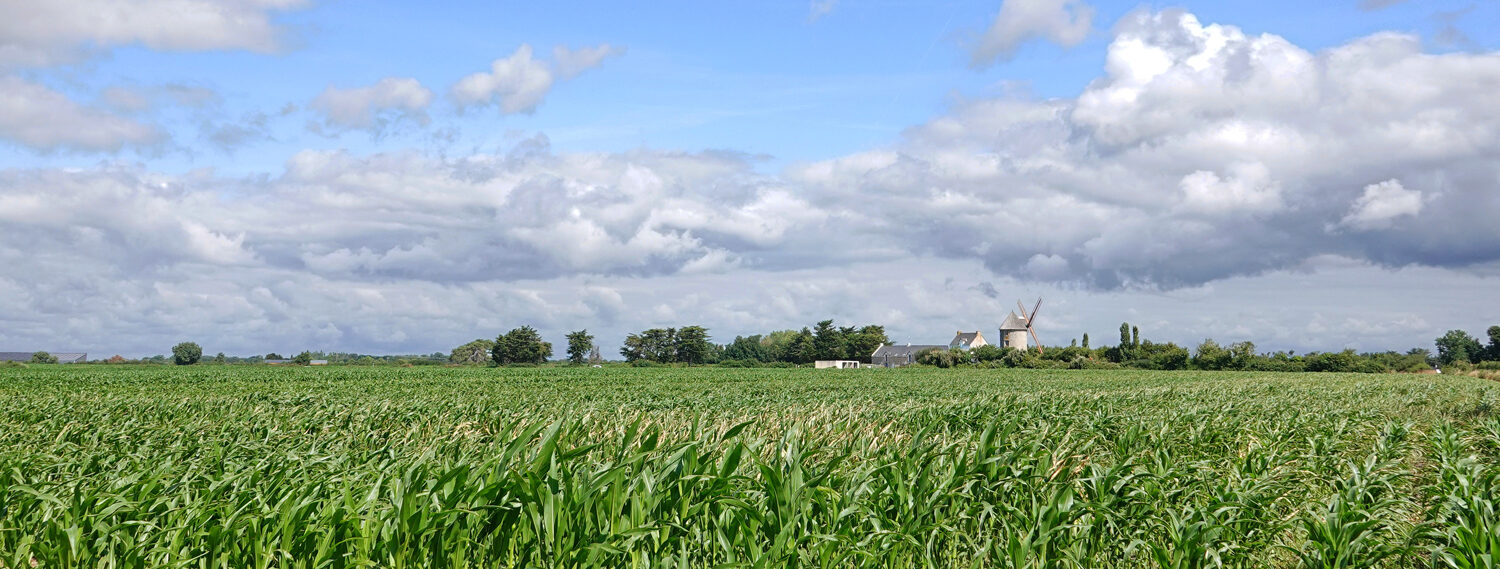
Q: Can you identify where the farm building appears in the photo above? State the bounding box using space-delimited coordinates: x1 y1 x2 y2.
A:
814 360 860 369
949 331 988 350
0 352 87 363
870 344 946 368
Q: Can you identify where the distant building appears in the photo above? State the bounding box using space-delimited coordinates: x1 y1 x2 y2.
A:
814 360 860 369
0 352 86 364
949 331 988 350
871 344 946 368
999 311 1030 350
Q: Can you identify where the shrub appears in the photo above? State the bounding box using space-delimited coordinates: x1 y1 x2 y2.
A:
29 351 58 364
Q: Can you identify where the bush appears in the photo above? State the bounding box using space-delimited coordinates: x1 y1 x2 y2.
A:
172 342 203 366
1305 350 1360 373
29 351 58 364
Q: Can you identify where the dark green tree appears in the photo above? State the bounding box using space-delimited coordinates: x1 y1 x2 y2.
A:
565 330 594 364
1082 333 1090 349
292 351 313 365
171 342 202 365
844 325 889 362
1488 325 1500 361
29 351 57 364
1131 326 1140 349
785 328 815 364
723 335 771 362
264 353 284 360
1192 339 1231 371
1435 329 1484 365
213 352 227 364
493 326 551 365
674 326 712 365
450 339 495 365
811 319 846 361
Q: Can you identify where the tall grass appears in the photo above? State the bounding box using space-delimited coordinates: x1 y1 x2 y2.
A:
0 366 1496 567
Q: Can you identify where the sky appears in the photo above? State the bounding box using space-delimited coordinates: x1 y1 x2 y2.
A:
1 0 1498 358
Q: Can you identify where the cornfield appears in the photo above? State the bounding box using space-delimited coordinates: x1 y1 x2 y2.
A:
0 365 1496 568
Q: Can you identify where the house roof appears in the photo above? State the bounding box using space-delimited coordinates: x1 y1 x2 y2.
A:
950 331 983 346
999 311 1029 331
871 344 947 358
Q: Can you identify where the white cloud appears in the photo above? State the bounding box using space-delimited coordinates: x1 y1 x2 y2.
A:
0 0 308 67
453 43 626 114
552 44 625 80
971 0 1094 67
452 45 557 114
0 76 160 151
309 77 433 133
1338 179 1424 231
1176 163 1282 215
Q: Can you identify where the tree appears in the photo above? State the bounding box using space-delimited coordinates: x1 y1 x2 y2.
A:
811 320 845 361
1435 329 1484 366
675 326 712 365
265 353 284 360
1192 339 1231 371
565 330 594 364
785 328 815 364
29 351 57 364
1488 325 1500 361
293 351 313 365
1082 333 1090 350
493 326 552 365
213 352 227 364
450 339 495 365
724 335 771 362
1131 326 1140 349
171 342 202 366
845 325 889 362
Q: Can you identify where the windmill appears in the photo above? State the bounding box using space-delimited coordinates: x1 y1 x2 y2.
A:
999 297 1044 353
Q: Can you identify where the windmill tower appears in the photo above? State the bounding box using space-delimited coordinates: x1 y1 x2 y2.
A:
998 298 1043 352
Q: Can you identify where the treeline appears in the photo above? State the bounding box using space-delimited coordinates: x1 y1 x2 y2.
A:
913 323 1500 373
618 320 889 366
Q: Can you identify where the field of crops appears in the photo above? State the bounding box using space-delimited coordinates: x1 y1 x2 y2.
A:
0 365 1497 568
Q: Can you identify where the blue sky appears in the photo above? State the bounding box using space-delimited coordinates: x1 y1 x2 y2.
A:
1 0 1498 357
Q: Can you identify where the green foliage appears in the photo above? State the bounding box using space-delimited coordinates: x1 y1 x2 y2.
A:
212 352 226 364
0 366 1496 566
28 351 57 364
1436 329 1485 366
292 351 313 365
674 325 713 365
493 325 551 365
264 352 284 360
450 338 496 365
565 329 593 365
171 341 202 365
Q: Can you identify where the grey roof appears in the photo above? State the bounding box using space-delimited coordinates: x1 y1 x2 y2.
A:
999 311 1029 331
871 344 947 358
0 352 86 363
950 331 982 346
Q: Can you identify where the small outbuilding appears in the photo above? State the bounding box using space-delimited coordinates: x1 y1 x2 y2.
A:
814 360 860 369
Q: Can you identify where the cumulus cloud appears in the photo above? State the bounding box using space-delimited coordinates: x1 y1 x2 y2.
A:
796 10 1500 288
972 0 1094 67
309 77 433 134
1337 179 1424 231
0 0 308 67
453 43 624 114
552 44 625 79
0 76 160 151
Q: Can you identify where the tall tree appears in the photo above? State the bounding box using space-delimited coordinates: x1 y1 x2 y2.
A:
724 335 770 362
172 342 202 366
1081 333 1090 349
493 326 551 365
566 329 594 365
1435 329 1484 365
811 319 846 361
1488 325 1500 361
845 325 890 362
785 328 816 364
1131 326 1140 349
675 326 712 365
